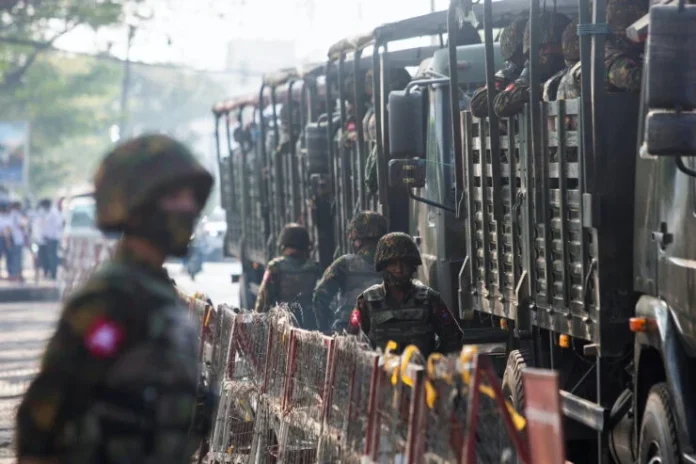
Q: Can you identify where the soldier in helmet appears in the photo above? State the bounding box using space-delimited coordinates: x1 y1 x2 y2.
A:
470 13 528 118
493 11 570 117
254 223 321 330
544 18 580 102
347 232 464 357
313 211 387 333
16 134 216 464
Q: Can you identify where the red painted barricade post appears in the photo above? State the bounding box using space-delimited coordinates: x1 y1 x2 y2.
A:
523 368 566 464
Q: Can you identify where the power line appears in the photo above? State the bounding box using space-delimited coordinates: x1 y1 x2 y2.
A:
0 35 263 76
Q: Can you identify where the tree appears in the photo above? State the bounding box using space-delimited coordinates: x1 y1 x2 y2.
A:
0 0 130 89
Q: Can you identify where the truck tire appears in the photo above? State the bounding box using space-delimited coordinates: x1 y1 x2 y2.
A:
502 349 530 412
638 382 681 464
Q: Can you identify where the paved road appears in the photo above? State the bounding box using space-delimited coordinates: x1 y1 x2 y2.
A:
0 301 60 463
165 259 242 308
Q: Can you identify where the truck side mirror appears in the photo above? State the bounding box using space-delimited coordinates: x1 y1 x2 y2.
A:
643 4 696 157
388 158 426 189
645 111 696 156
305 121 330 175
388 89 426 158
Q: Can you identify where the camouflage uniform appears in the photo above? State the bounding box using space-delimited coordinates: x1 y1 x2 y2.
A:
544 18 580 101
16 135 215 463
605 0 647 93
313 212 387 333
470 14 528 118
364 67 412 195
493 12 570 117
347 232 463 357
255 223 321 330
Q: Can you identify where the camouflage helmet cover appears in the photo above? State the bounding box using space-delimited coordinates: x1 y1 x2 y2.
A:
278 223 311 250
375 232 422 272
523 11 571 56
500 14 529 62
347 211 388 241
94 134 213 231
562 18 580 63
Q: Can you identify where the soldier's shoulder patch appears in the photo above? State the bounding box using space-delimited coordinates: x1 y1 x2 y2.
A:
84 316 125 358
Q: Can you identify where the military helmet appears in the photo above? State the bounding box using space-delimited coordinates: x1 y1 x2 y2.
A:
523 11 571 56
347 211 388 241
500 15 529 62
365 67 412 93
278 223 310 250
375 232 422 272
562 18 580 63
94 134 213 232
450 21 482 46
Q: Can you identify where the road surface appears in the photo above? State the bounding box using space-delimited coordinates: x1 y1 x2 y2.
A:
0 301 60 463
165 259 241 308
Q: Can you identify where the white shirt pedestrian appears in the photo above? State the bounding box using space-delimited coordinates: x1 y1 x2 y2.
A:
43 206 64 241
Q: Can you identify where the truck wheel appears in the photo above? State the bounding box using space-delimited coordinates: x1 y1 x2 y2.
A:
502 349 530 412
638 383 681 464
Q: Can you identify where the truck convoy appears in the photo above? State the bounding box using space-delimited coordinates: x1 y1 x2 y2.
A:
211 0 696 461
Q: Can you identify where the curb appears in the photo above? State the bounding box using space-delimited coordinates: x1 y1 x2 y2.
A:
0 286 59 303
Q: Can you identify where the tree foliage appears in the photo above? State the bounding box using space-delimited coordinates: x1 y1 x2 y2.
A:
0 0 227 197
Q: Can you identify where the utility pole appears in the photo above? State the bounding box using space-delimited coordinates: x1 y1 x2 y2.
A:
119 24 136 140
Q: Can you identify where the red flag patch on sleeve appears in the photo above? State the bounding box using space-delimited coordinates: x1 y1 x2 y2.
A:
84 317 125 358
349 309 361 328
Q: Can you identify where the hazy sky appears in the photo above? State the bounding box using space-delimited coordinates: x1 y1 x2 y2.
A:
54 0 451 71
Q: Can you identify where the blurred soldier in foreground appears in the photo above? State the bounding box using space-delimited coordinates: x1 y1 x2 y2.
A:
16 134 216 464
313 211 387 333
347 232 464 357
254 223 321 330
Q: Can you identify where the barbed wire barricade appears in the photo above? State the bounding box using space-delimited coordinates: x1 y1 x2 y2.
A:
318 335 379 463
179 297 548 464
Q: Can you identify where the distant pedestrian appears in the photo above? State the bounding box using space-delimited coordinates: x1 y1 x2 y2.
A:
0 201 11 278
8 201 26 282
42 199 63 280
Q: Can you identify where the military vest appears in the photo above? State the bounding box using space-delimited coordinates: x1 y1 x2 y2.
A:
66 262 213 464
331 254 382 332
363 282 435 357
274 256 321 330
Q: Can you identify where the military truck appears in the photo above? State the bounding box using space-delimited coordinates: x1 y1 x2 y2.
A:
385 0 696 461
214 13 455 310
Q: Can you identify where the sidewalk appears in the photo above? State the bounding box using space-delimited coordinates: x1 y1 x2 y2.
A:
0 253 59 303
0 301 60 463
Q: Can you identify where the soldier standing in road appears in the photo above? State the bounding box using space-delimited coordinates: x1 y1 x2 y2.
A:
347 232 464 357
313 211 387 333
254 223 321 330
15 134 217 464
